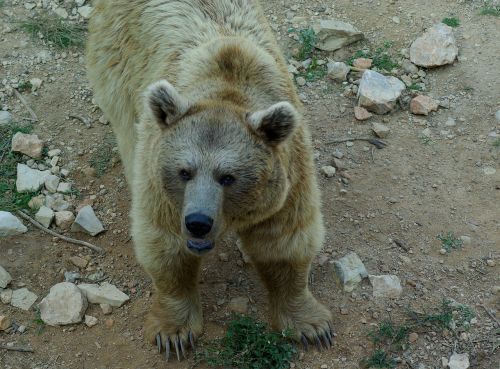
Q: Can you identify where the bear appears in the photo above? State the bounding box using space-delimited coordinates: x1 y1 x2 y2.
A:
86 0 333 360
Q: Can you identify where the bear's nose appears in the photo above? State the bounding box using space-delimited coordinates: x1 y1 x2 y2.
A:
185 213 213 238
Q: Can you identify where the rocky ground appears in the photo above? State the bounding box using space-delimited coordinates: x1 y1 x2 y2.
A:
0 0 499 368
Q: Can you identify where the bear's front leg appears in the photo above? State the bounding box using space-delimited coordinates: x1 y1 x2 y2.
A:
252 259 334 349
141 247 203 361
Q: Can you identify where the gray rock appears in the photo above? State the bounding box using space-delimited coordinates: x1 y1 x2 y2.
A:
64 272 81 283
85 315 98 327
78 5 93 19
410 23 458 68
327 61 350 81
1 289 13 304
54 7 68 18
57 182 72 194
55 211 75 230
11 288 38 310
39 282 88 326
77 282 129 307
313 19 364 51
401 60 419 74
44 175 60 193
0 266 12 288
35 206 54 228
320 166 336 178
358 70 405 114
45 193 72 212
0 211 28 237
448 353 469 369
228 296 249 314
11 132 44 159
495 110 500 122
16 164 50 193
369 275 402 299
333 252 368 292
71 205 104 236
0 111 13 126
372 122 390 138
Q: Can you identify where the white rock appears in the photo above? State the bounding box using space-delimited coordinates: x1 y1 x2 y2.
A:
45 193 72 212
0 211 28 237
410 23 458 68
54 7 68 18
327 61 350 81
48 149 61 157
334 252 368 292
312 19 364 51
1 289 13 304
71 205 104 236
448 353 469 369
0 266 12 288
84 315 98 327
75 0 86 6
358 70 405 114
495 110 500 122
78 5 93 18
44 175 60 193
320 166 336 178
0 111 13 126
16 164 50 193
11 288 38 311
483 167 496 175
57 182 72 194
55 211 75 230
77 282 129 307
11 132 44 159
39 282 88 325
372 122 390 138
35 206 54 228
369 275 402 299
30 78 43 91
100 303 113 315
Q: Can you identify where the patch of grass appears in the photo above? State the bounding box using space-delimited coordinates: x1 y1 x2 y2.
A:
89 132 116 177
363 349 396 369
32 309 46 335
442 17 460 27
480 1 500 16
298 58 327 82
296 28 317 60
17 81 33 92
0 122 40 212
19 13 85 48
438 231 463 252
196 315 296 369
409 299 475 330
346 42 398 72
493 138 500 147
408 82 423 91
0 0 4 7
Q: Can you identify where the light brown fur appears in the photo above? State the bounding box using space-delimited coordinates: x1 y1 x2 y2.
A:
87 0 333 356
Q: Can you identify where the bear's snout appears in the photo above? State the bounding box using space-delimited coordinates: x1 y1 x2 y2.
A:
185 213 213 238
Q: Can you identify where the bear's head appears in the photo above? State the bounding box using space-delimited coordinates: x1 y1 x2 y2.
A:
143 80 299 255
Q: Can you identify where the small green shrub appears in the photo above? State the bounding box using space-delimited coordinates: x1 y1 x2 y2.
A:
442 17 460 27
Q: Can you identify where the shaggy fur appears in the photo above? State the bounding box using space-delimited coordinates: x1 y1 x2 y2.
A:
87 0 333 356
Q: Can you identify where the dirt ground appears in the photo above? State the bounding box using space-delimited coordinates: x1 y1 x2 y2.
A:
0 0 499 368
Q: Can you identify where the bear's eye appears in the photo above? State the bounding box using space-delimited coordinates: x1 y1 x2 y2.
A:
219 174 236 187
179 169 192 181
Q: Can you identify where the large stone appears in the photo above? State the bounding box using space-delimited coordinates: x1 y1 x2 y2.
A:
11 288 38 310
11 132 44 159
71 205 104 236
358 70 405 114
44 175 60 193
16 164 50 193
55 211 75 230
448 353 470 369
77 282 129 307
410 95 439 115
369 275 402 299
39 282 88 326
327 61 350 81
0 266 12 288
35 206 54 228
333 252 368 292
410 23 458 68
312 19 364 51
372 122 390 138
0 111 13 126
0 211 28 237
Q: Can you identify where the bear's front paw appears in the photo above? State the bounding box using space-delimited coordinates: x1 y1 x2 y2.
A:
144 301 202 361
275 298 334 351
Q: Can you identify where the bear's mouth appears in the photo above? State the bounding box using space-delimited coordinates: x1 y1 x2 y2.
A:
187 239 214 255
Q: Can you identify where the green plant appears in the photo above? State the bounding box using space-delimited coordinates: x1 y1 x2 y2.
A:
17 81 33 92
437 231 463 252
32 309 46 335
363 349 396 369
20 13 86 48
89 132 116 177
196 315 296 369
480 1 500 16
298 58 327 82
296 28 317 60
442 17 460 27
493 138 500 147
408 299 475 330
408 83 423 91
346 42 398 71
0 123 40 212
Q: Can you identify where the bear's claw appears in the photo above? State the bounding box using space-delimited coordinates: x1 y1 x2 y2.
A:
156 332 194 361
300 324 335 351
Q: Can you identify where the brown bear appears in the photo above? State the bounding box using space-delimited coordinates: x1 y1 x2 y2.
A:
87 0 333 360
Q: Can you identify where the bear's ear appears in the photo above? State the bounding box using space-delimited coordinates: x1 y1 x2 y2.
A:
247 102 298 146
146 80 190 127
